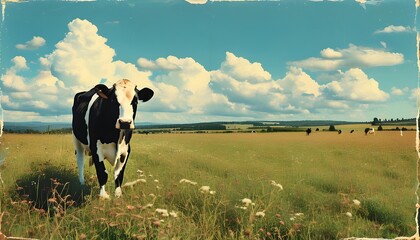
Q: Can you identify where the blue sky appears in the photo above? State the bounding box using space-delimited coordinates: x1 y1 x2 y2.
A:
0 0 418 123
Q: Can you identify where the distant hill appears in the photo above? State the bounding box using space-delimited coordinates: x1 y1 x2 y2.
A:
3 122 71 132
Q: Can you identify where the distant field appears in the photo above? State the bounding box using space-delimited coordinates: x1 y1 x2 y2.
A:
0 130 418 239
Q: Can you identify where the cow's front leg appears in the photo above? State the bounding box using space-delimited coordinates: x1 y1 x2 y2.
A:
114 145 130 198
92 145 109 199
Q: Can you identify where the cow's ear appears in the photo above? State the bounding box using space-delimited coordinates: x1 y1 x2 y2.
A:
136 87 154 102
94 84 110 99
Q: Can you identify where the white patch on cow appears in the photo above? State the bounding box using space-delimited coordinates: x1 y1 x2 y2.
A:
114 79 136 129
73 134 86 185
96 140 117 165
114 131 129 180
85 94 99 146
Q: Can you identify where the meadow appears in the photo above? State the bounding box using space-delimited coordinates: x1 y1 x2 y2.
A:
0 127 418 239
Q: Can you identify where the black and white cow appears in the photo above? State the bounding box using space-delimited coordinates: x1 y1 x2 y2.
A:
72 79 154 199
364 127 375 136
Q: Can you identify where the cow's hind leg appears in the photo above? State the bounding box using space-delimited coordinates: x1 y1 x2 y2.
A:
73 135 85 185
114 145 131 198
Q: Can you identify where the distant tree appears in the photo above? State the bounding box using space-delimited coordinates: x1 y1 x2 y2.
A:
377 125 383 131
328 125 336 131
372 117 380 125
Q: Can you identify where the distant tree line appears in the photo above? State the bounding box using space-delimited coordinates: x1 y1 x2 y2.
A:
371 117 415 126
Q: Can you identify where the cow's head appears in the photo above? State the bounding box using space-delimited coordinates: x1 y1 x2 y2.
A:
94 79 154 130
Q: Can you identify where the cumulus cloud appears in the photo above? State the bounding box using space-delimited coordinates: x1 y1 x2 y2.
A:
1 18 154 119
290 44 403 71
323 68 389 102
375 25 414 34
391 87 408 96
45 18 117 91
220 52 271 84
1 18 393 122
278 67 320 97
16 36 46 50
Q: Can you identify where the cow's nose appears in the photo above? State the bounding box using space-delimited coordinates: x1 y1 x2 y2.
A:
118 119 132 129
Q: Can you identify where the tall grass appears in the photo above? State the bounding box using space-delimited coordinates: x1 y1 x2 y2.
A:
0 131 417 239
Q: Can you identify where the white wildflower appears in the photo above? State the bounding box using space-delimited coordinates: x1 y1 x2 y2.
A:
149 193 156 198
256 211 265 218
169 211 178 218
137 170 143 174
156 208 169 217
294 213 304 217
145 203 153 208
236 206 248 210
154 179 159 183
346 212 352 218
199 186 211 194
179 179 198 185
270 180 283 190
352 199 361 206
290 217 295 221
241 198 255 207
210 190 216 195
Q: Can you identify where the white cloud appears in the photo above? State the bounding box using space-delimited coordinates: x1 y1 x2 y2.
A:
380 41 387 48
16 36 46 50
391 87 408 96
323 68 389 102
220 52 271 84
279 66 321 97
1 18 396 123
290 44 403 71
1 56 29 91
375 25 414 34
2 18 155 118
320 48 343 58
11 56 28 70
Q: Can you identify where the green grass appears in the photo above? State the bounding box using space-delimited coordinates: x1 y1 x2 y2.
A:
0 130 418 239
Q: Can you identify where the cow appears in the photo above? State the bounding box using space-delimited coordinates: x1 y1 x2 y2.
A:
350 130 354 133
364 127 375 135
306 128 312 136
72 79 154 199
338 130 342 134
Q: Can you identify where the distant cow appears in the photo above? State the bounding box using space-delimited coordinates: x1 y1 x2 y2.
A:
72 79 154 199
316 128 319 131
306 128 312 136
364 127 375 135
350 130 354 133
338 130 342 134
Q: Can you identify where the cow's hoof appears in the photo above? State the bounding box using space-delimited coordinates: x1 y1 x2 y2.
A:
115 187 122 198
99 192 110 200
99 186 110 200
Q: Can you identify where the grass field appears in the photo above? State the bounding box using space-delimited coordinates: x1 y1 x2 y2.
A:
0 128 418 239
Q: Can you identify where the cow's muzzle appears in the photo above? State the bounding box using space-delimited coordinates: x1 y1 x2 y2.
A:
116 119 134 129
